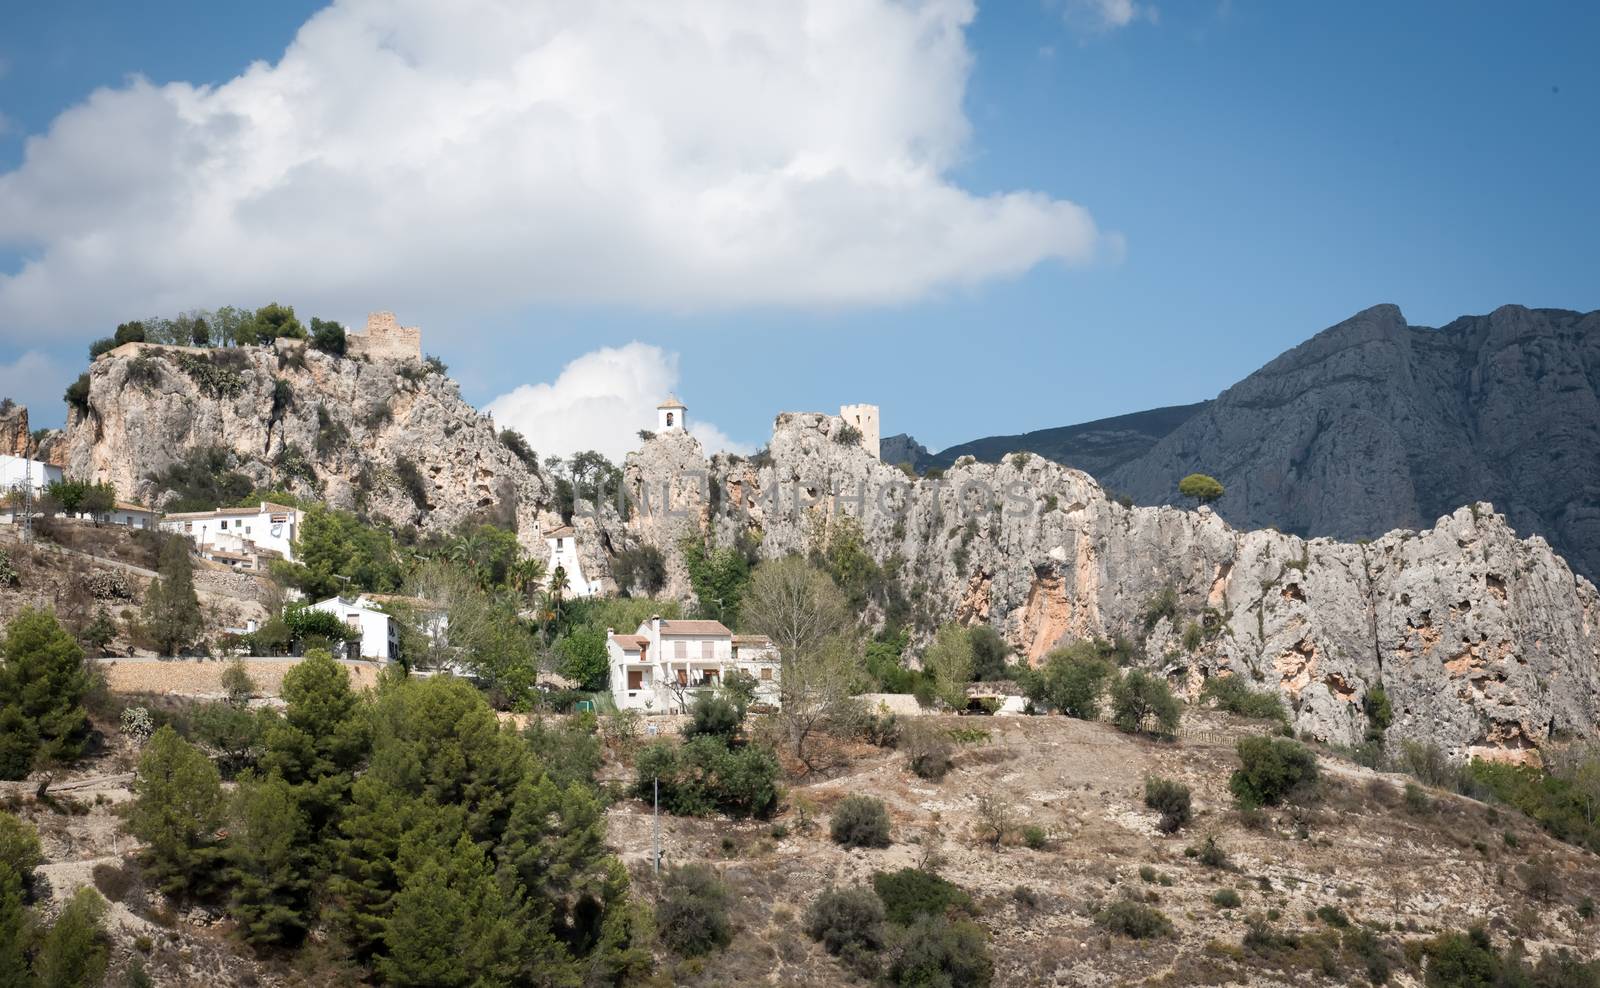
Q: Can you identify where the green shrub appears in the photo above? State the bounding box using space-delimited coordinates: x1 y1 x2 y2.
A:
885 915 993 988
1111 670 1182 737
1202 675 1288 724
0 812 42 888
805 886 886 970
1404 781 1432 814
1022 825 1048 850
1096 900 1173 939
1212 888 1242 909
32 887 110 988
831 795 892 848
872 868 971 926
1021 642 1114 719
634 737 778 818
1465 758 1600 854
1144 776 1192 833
1316 904 1350 928
1230 735 1319 808
1140 586 1179 632
656 864 731 957
682 692 742 741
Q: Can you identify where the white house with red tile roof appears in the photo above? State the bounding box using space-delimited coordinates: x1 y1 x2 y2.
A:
606 614 781 712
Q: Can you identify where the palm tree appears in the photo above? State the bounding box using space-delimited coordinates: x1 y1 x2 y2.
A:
508 556 547 604
542 565 570 642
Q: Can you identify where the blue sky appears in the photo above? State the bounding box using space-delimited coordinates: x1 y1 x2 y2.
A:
1 1 1595 455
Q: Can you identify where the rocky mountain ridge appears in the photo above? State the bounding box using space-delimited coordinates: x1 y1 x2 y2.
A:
608 415 1600 761
888 304 1600 584
58 340 558 549
38 335 1600 762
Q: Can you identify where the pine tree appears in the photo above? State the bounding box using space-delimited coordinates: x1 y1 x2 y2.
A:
33 887 109 988
364 676 528 843
227 772 314 946
126 725 225 897
0 812 42 892
328 778 465 964
261 649 371 846
379 836 528 988
0 865 30 988
500 775 611 950
143 538 203 655
0 607 93 774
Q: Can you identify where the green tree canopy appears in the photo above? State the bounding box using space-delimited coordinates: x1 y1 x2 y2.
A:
143 537 204 655
1021 641 1115 719
279 503 404 600
1178 473 1225 505
32 886 110 988
0 608 93 774
922 624 974 711
227 772 315 946
127 725 226 897
310 317 346 356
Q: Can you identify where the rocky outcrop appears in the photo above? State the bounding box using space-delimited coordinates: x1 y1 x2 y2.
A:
905 305 1600 584
0 400 30 456
60 341 558 551
610 412 1600 760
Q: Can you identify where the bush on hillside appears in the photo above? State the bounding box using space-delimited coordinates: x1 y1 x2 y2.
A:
1229 735 1319 809
872 868 972 926
1144 776 1192 833
1110 670 1182 737
656 865 731 957
831 795 892 848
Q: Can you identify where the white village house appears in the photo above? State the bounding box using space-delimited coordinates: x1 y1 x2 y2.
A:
161 501 303 572
105 501 161 529
0 454 62 494
544 525 600 598
307 595 400 662
607 616 781 712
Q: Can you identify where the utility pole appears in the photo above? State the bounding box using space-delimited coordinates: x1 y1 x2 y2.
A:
653 775 662 877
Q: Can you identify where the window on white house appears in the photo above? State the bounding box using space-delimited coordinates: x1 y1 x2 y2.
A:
674 640 687 660
220 520 228 530
701 640 714 660
761 668 773 681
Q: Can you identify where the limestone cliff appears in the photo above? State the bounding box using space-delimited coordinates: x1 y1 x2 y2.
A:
611 413 1600 761
60 341 557 550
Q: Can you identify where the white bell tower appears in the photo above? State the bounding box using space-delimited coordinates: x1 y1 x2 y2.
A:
657 394 687 433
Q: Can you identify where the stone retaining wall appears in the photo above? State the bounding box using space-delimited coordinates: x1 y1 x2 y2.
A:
98 657 385 699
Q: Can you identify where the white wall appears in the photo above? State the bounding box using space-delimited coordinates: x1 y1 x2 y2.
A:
163 505 300 561
546 535 598 597
307 597 395 661
0 456 63 491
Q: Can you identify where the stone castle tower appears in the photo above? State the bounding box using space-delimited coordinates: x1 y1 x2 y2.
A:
347 312 423 362
840 403 880 459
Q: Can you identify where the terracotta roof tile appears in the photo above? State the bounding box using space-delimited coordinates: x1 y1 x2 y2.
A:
658 619 731 637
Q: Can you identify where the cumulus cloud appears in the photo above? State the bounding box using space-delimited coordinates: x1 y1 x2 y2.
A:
0 0 1111 342
485 342 749 463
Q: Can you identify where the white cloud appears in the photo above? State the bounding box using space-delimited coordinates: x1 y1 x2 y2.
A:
485 342 749 462
0 0 1111 342
1061 0 1154 31
0 351 72 426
